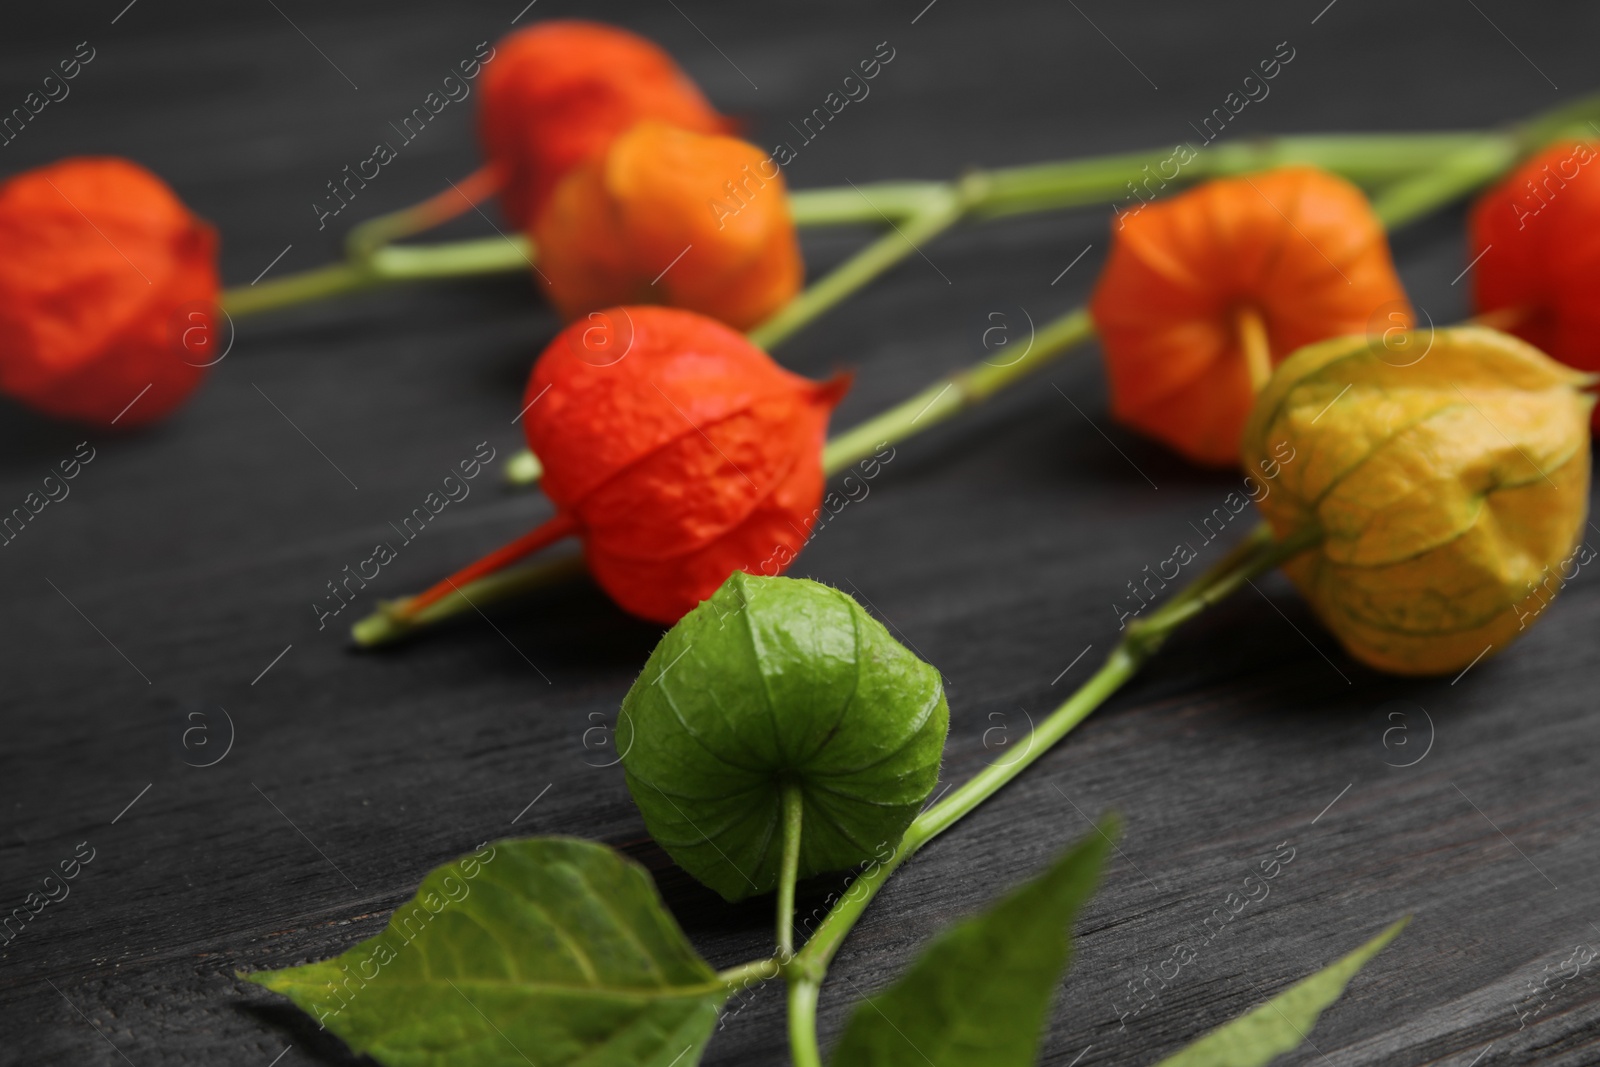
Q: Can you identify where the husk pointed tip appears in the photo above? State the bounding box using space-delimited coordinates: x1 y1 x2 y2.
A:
349 601 416 649
814 370 855 410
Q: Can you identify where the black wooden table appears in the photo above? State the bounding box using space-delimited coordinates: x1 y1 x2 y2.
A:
4 1 1598 1064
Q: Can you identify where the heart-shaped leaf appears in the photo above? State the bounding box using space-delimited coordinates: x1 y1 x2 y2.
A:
829 820 1114 1067
247 837 729 1067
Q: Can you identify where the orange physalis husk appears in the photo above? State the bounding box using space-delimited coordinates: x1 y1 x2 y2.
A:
1469 140 1600 421
533 121 803 332
1091 166 1410 467
1241 326 1594 676
402 307 848 625
0 158 219 428
478 20 733 230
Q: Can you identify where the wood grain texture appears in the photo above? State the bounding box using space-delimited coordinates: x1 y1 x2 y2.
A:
2 1 1598 1065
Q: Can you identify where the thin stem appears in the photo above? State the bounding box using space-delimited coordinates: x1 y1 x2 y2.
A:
789 181 951 226
221 236 536 319
340 172 939 269
792 522 1321 977
222 89 1600 323
342 132 1500 270
220 261 376 318
776 784 805 960
749 180 974 351
1157 522 1273 619
395 512 578 620
1363 94 1600 231
1511 89 1600 151
230 180 943 321
973 131 1500 220
1125 523 1320 650
1370 137 1521 230
718 957 782 989
787 978 825 1067
778 782 823 1067
364 235 536 280
227 130 1505 323
822 306 1094 476
345 164 500 261
350 551 587 648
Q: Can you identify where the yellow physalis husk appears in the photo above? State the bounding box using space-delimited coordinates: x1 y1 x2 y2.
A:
1240 326 1595 676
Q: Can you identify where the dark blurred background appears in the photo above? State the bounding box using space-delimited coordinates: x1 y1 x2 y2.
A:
2 1 1598 1064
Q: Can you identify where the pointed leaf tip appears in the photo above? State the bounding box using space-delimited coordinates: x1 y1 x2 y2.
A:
830 821 1114 1067
1154 916 1410 1067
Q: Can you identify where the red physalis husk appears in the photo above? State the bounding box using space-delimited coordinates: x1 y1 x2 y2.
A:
1090 166 1409 467
0 157 219 428
402 307 849 624
1470 139 1600 422
478 20 733 230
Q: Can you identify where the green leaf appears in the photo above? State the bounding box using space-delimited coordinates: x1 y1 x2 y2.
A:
830 819 1115 1067
246 838 730 1067
620 572 949 902
1153 917 1409 1067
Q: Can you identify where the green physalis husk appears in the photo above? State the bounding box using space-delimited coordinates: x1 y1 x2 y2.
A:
619 572 949 902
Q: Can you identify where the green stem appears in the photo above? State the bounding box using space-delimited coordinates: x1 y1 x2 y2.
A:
222 236 537 319
1153 521 1273 620
364 236 538 280
787 978 825 1067
789 181 952 226
336 174 938 269
776 783 805 961
334 126 1531 273
220 261 375 319
221 127 1548 323
1513 89 1600 150
717 957 782 989
1371 138 1521 230
224 181 942 321
974 131 1501 219
822 306 1093 477
344 163 501 261
1367 95 1600 231
350 551 586 648
791 522 1320 979
749 178 978 351
225 87 1600 323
